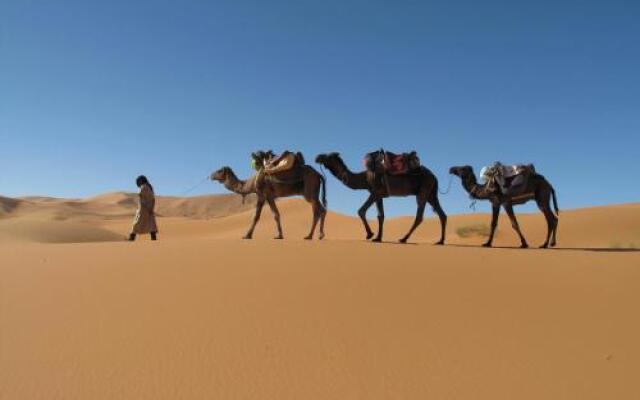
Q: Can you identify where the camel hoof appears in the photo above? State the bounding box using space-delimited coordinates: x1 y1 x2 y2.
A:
482 242 492 248
434 240 444 246
550 242 557 247
539 243 549 249
274 236 284 240
372 238 382 243
398 238 408 244
243 236 252 240
366 232 374 240
318 234 325 240
521 243 529 249
303 235 312 240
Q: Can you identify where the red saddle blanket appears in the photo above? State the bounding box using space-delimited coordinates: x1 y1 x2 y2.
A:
363 150 421 175
386 154 409 174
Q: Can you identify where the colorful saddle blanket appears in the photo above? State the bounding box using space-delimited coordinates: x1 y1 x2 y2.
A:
363 150 421 175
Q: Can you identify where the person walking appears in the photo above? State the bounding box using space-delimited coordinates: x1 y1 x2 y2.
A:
128 175 158 241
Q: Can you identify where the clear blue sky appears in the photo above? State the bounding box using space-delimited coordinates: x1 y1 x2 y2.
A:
1 0 638 216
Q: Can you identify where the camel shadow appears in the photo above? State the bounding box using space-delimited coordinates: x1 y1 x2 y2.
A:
446 243 640 253
548 247 640 253
364 240 419 246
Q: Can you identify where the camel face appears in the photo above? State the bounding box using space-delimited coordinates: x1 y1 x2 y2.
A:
315 153 340 167
449 166 473 178
211 168 229 182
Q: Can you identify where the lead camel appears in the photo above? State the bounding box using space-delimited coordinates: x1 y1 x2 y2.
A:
211 155 327 240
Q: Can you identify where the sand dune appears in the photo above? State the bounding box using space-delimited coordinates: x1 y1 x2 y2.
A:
1 194 639 399
0 195 22 214
0 218 124 243
2 192 257 220
1 192 638 247
85 191 259 219
0 193 257 243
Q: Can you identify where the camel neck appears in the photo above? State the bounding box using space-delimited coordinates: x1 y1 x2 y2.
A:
326 159 369 190
225 171 256 195
462 174 489 199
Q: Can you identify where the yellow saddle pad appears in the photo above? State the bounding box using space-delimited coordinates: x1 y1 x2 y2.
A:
264 153 296 175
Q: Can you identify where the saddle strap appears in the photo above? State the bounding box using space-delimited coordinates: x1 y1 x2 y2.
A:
511 192 535 201
265 174 304 185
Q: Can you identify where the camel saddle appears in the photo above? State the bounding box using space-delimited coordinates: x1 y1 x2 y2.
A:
264 152 296 175
251 150 306 190
482 162 536 196
363 149 421 176
252 150 304 175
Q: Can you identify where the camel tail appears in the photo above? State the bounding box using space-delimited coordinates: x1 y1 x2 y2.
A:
320 173 328 209
551 186 560 216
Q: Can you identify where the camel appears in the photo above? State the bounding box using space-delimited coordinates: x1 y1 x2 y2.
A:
210 154 327 240
315 152 446 244
449 165 559 248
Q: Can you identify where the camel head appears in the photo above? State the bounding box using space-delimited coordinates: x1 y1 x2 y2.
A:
449 165 475 179
210 167 232 182
315 152 341 167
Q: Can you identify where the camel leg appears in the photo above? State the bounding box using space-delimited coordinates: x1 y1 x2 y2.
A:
317 174 327 240
372 199 384 242
550 213 558 247
546 189 559 247
358 194 376 240
304 200 322 240
536 197 557 248
428 193 447 245
318 204 326 240
266 197 283 239
483 204 500 247
540 207 557 249
503 203 528 248
399 197 426 244
244 197 265 239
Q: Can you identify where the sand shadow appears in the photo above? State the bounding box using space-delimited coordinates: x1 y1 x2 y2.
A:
547 247 640 253
445 243 640 253
363 240 419 246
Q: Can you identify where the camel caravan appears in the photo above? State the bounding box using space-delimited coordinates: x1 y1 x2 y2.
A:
211 150 559 248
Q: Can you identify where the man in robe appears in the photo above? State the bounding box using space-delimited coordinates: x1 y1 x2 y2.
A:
129 175 158 241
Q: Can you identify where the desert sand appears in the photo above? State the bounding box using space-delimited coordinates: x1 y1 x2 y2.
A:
1 193 639 399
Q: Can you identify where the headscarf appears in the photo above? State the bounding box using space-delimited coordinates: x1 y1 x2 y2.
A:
136 175 154 192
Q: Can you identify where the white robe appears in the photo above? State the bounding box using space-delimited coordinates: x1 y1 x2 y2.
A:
131 184 158 234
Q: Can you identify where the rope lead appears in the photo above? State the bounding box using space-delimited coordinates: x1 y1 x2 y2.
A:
181 176 210 196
